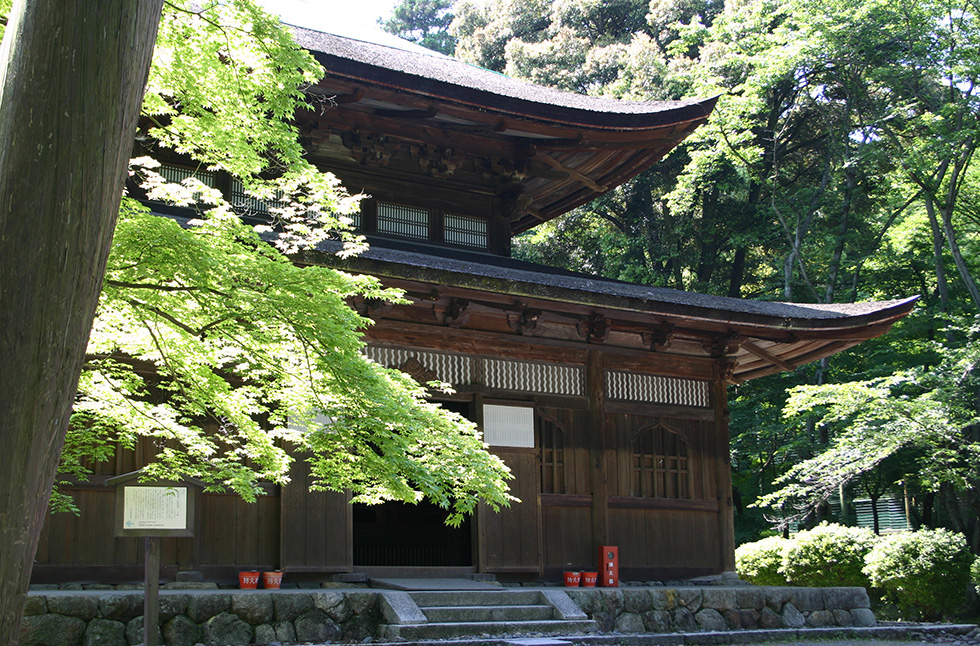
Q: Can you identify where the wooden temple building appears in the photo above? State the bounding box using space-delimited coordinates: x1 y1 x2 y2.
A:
32 26 916 585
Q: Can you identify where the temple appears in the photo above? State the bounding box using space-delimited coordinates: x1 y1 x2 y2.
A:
32 24 916 585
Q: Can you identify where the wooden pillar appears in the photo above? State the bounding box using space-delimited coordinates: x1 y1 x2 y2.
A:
712 360 736 573
144 537 160 646
587 350 609 551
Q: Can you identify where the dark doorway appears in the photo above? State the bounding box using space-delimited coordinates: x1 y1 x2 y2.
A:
352 499 472 566
351 399 474 567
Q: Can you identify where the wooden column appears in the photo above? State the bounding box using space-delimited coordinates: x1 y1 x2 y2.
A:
587 350 609 551
144 537 160 646
712 360 736 573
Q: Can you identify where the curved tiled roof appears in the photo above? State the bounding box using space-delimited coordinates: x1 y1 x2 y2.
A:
289 25 715 130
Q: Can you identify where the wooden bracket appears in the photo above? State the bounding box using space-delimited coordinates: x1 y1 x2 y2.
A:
507 307 542 335
577 312 609 343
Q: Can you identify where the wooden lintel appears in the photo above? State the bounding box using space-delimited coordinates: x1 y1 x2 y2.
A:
741 340 796 372
374 106 438 120
533 151 607 192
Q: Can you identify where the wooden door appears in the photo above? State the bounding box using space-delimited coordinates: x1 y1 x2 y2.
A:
280 456 351 572
477 448 542 573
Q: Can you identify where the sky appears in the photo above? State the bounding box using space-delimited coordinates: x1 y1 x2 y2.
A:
259 0 401 35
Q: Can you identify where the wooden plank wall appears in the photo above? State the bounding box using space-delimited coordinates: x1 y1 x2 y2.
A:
34 436 281 574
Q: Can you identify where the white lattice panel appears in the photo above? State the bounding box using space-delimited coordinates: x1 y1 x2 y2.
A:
483 404 535 447
364 346 475 385
605 371 709 408
484 358 585 396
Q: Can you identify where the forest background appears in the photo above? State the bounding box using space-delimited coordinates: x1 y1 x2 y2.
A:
384 0 980 550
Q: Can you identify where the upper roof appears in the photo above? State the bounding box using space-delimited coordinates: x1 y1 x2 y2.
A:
288 25 717 233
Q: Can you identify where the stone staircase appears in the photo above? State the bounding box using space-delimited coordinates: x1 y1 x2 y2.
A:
378 589 599 641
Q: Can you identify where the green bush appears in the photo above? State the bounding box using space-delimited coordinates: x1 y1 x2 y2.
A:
972 555 980 594
863 528 972 620
780 522 877 587
736 536 790 585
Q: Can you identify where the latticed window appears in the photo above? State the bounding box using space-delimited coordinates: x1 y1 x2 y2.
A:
377 202 429 240
539 416 566 494
631 425 690 499
444 213 487 248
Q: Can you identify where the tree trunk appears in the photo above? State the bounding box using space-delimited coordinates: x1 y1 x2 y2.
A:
0 1 162 643
924 194 952 312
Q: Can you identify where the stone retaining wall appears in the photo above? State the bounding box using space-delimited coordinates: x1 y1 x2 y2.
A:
20 585 875 646
20 590 382 646
565 586 875 633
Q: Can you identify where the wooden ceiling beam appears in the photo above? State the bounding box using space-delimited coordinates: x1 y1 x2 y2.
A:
533 152 607 192
741 340 796 372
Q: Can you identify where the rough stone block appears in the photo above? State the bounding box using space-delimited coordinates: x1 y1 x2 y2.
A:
125 616 162 646
641 609 672 632
740 608 761 628
20 613 87 646
807 609 835 627
758 606 781 629
695 608 727 631
294 609 342 643
622 589 652 614
649 588 673 611
780 602 805 628
823 587 869 611
851 607 876 627
83 619 126 646
790 588 824 612
342 612 381 642
675 588 702 612
735 587 765 610
764 587 791 612
46 595 99 621
204 612 252 646
232 592 274 625
833 609 853 626
163 615 203 646
186 593 230 624
346 591 378 616
98 595 144 623
672 607 696 631
598 590 624 613
158 594 189 622
315 591 353 623
23 596 47 616
614 612 645 633
273 593 313 623
701 588 735 611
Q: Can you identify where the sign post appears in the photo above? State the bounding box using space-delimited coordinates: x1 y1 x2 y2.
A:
109 472 201 646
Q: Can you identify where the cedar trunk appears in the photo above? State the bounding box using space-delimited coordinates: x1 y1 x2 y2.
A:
0 1 162 643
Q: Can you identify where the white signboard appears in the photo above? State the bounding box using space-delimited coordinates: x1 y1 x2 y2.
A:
122 486 188 531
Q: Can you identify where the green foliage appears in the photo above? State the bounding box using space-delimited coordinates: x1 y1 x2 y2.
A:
60 0 514 524
780 523 877 588
863 529 973 620
382 0 456 55
972 555 980 594
735 536 789 586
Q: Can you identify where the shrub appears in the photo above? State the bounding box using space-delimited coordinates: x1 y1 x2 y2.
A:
863 528 973 620
780 522 877 587
736 536 790 585
972 555 980 595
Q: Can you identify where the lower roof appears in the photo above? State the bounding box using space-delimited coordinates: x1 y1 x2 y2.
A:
298 235 917 383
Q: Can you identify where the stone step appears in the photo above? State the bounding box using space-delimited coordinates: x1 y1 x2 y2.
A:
423 604 557 623
379 619 599 641
410 590 543 607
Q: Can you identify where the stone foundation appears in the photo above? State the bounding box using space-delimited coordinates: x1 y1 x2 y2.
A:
20 585 874 646
564 586 875 633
